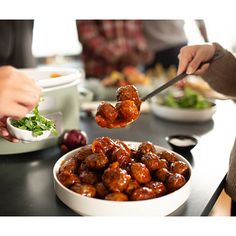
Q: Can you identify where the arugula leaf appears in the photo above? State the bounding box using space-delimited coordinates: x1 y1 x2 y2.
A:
162 88 213 109
11 106 58 137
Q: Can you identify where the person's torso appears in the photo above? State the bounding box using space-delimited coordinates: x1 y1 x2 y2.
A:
143 20 188 51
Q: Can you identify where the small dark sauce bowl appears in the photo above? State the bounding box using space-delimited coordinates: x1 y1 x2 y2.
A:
165 134 198 153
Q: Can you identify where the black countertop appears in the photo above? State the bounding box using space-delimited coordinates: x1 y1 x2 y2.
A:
0 100 235 216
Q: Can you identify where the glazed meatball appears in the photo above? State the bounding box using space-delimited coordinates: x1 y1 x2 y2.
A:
92 137 115 154
95 182 109 199
114 140 132 155
85 153 109 170
105 192 129 201
70 183 96 197
116 100 139 122
130 162 151 184
57 171 80 187
79 170 98 185
95 102 118 128
116 85 141 109
141 153 160 171
73 145 93 162
158 150 177 163
158 158 169 169
59 156 78 174
154 168 172 182
170 161 190 179
78 161 88 172
137 141 156 156
95 85 142 128
111 146 131 166
145 181 167 197
102 162 131 192
121 161 133 174
130 148 139 160
131 187 156 201
166 173 186 193
125 179 140 196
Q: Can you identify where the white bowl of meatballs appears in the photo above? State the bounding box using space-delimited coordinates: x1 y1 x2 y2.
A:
53 137 192 216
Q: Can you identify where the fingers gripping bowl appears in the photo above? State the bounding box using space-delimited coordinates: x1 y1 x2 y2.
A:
6 106 58 142
53 137 192 216
7 118 51 142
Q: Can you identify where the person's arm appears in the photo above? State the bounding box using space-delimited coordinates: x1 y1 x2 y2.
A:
0 66 42 142
178 43 236 97
195 20 209 42
203 43 236 97
76 20 127 63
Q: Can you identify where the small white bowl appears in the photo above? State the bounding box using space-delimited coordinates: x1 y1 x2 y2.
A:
7 117 51 142
53 142 192 216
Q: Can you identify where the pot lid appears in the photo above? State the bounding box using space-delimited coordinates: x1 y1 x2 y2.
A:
20 67 84 89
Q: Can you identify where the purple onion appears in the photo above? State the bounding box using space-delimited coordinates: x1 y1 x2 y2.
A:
60 129 88 151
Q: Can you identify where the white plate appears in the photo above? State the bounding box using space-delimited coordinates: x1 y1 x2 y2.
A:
53 142 192 216
151 100 216 123
21 67 83 88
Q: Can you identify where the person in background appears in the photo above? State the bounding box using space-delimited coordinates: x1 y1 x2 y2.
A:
143 20 209 71
76 20 151 79
0 20 35 68
0 66 42 142
177 43 236 215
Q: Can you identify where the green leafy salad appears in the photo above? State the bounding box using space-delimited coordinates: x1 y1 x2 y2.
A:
11 106 58 137
162 88 213 109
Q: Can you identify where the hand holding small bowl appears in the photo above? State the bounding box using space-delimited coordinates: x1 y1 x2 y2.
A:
6 106 58 142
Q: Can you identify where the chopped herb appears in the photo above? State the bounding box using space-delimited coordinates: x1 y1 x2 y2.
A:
11 106 58 137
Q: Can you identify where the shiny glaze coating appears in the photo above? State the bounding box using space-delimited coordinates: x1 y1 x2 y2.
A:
116 100 139 122
92 137 115 154
79 169 98 185
166 173 186 193
130 162 151 184
157 158 169 169
73 144 93 162
59 156 78 174
95 102 118 128
95 182 109 199
137 141 157 156
154 168 172 182
105 192 129 201
125 179 140 195
145 181 167 197
57 171 80 188
111 146 131 166
141 152 160 171
131 187 156 201
158 150 177 163
102 162 131 192
117 85 141 109
85 152 109 170
70 183 96 197
170 161 190 179
95 85 141 128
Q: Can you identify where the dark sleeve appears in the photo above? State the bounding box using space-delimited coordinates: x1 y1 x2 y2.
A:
0 21 13 66
11 20 36 68
202 43 236 97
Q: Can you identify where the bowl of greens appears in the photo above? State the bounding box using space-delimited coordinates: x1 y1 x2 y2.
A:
150 88 216 122
7 106 58 142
